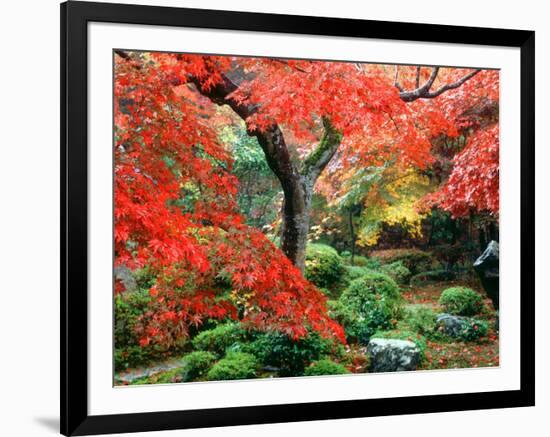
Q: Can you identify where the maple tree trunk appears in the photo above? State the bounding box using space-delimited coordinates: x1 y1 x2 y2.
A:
279 175 314 272
278 121 342 272
190 72 342 273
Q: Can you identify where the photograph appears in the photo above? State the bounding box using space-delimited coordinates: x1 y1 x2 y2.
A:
113 51 500 386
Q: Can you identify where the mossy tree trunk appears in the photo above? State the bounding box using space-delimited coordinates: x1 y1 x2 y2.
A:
192 73 343 272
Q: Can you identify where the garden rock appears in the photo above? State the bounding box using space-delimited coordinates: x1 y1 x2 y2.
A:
367 338 420 372
114 265 137 292
473 240 499 310
435 313 468 338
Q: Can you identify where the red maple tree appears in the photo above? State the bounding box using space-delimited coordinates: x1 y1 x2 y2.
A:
114 51 499 347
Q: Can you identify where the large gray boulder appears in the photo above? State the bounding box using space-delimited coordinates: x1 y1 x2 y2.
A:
473 240 499 311
367 338 420 372
435 313 468 338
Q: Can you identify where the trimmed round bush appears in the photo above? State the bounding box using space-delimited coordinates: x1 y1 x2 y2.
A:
192 323 246 356
304 359 350 376
402 306 438 338
239 331 336 377
439 287 485 316
206 351 258 381
305 244 345 289
380 261 412 285
181 351 217 381
344 265 375 281
333 272 402 344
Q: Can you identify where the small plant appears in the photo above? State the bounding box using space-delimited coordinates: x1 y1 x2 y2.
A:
304 359 350 376
380 261 412 285
206 351 258 381
192 323 247 356
403 306 438 338
439 287 485 316
459 319 489 342
333 272 402 344
305 243 345 289
240 331 336 377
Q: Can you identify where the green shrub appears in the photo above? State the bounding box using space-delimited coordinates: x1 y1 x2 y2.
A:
439 287 485 316
410 269 455 286
192 323 246 356
114 287 173 370
402 306 438 338
344 265 375 281
341 253 372 268
459 319 489 342
372 329 427 361
305 244 345 289
304 359 350 376
370 248 434 275
363 257 382 270
333 272 402 344
181 351 217 381
206 351 258 381
380 261 412 285
239 331 336 377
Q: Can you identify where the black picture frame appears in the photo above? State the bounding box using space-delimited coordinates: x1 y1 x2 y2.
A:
61 1 535 435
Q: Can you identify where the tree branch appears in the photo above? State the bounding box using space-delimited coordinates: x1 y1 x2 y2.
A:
394 66 404 92
187 72 302 198
301 117 343 181
424 69 482 98
398 66 481 102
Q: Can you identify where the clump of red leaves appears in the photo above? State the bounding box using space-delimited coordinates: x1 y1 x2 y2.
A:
114 53 344 349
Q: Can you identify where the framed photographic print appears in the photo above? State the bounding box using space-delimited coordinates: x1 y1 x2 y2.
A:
61 1 535 435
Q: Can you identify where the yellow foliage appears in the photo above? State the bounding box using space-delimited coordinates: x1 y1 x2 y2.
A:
356 169 432 247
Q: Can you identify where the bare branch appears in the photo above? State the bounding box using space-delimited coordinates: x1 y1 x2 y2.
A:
424 69 482 98
394 66 404 92
398 67 481 102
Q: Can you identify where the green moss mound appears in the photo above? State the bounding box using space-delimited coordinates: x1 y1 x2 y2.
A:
304 359 350 376
439 287 485 316
332 272 402 344
380 261 412 285
305 244 345 289
192 323 246 356
206 351 258 381
237 331 336 377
